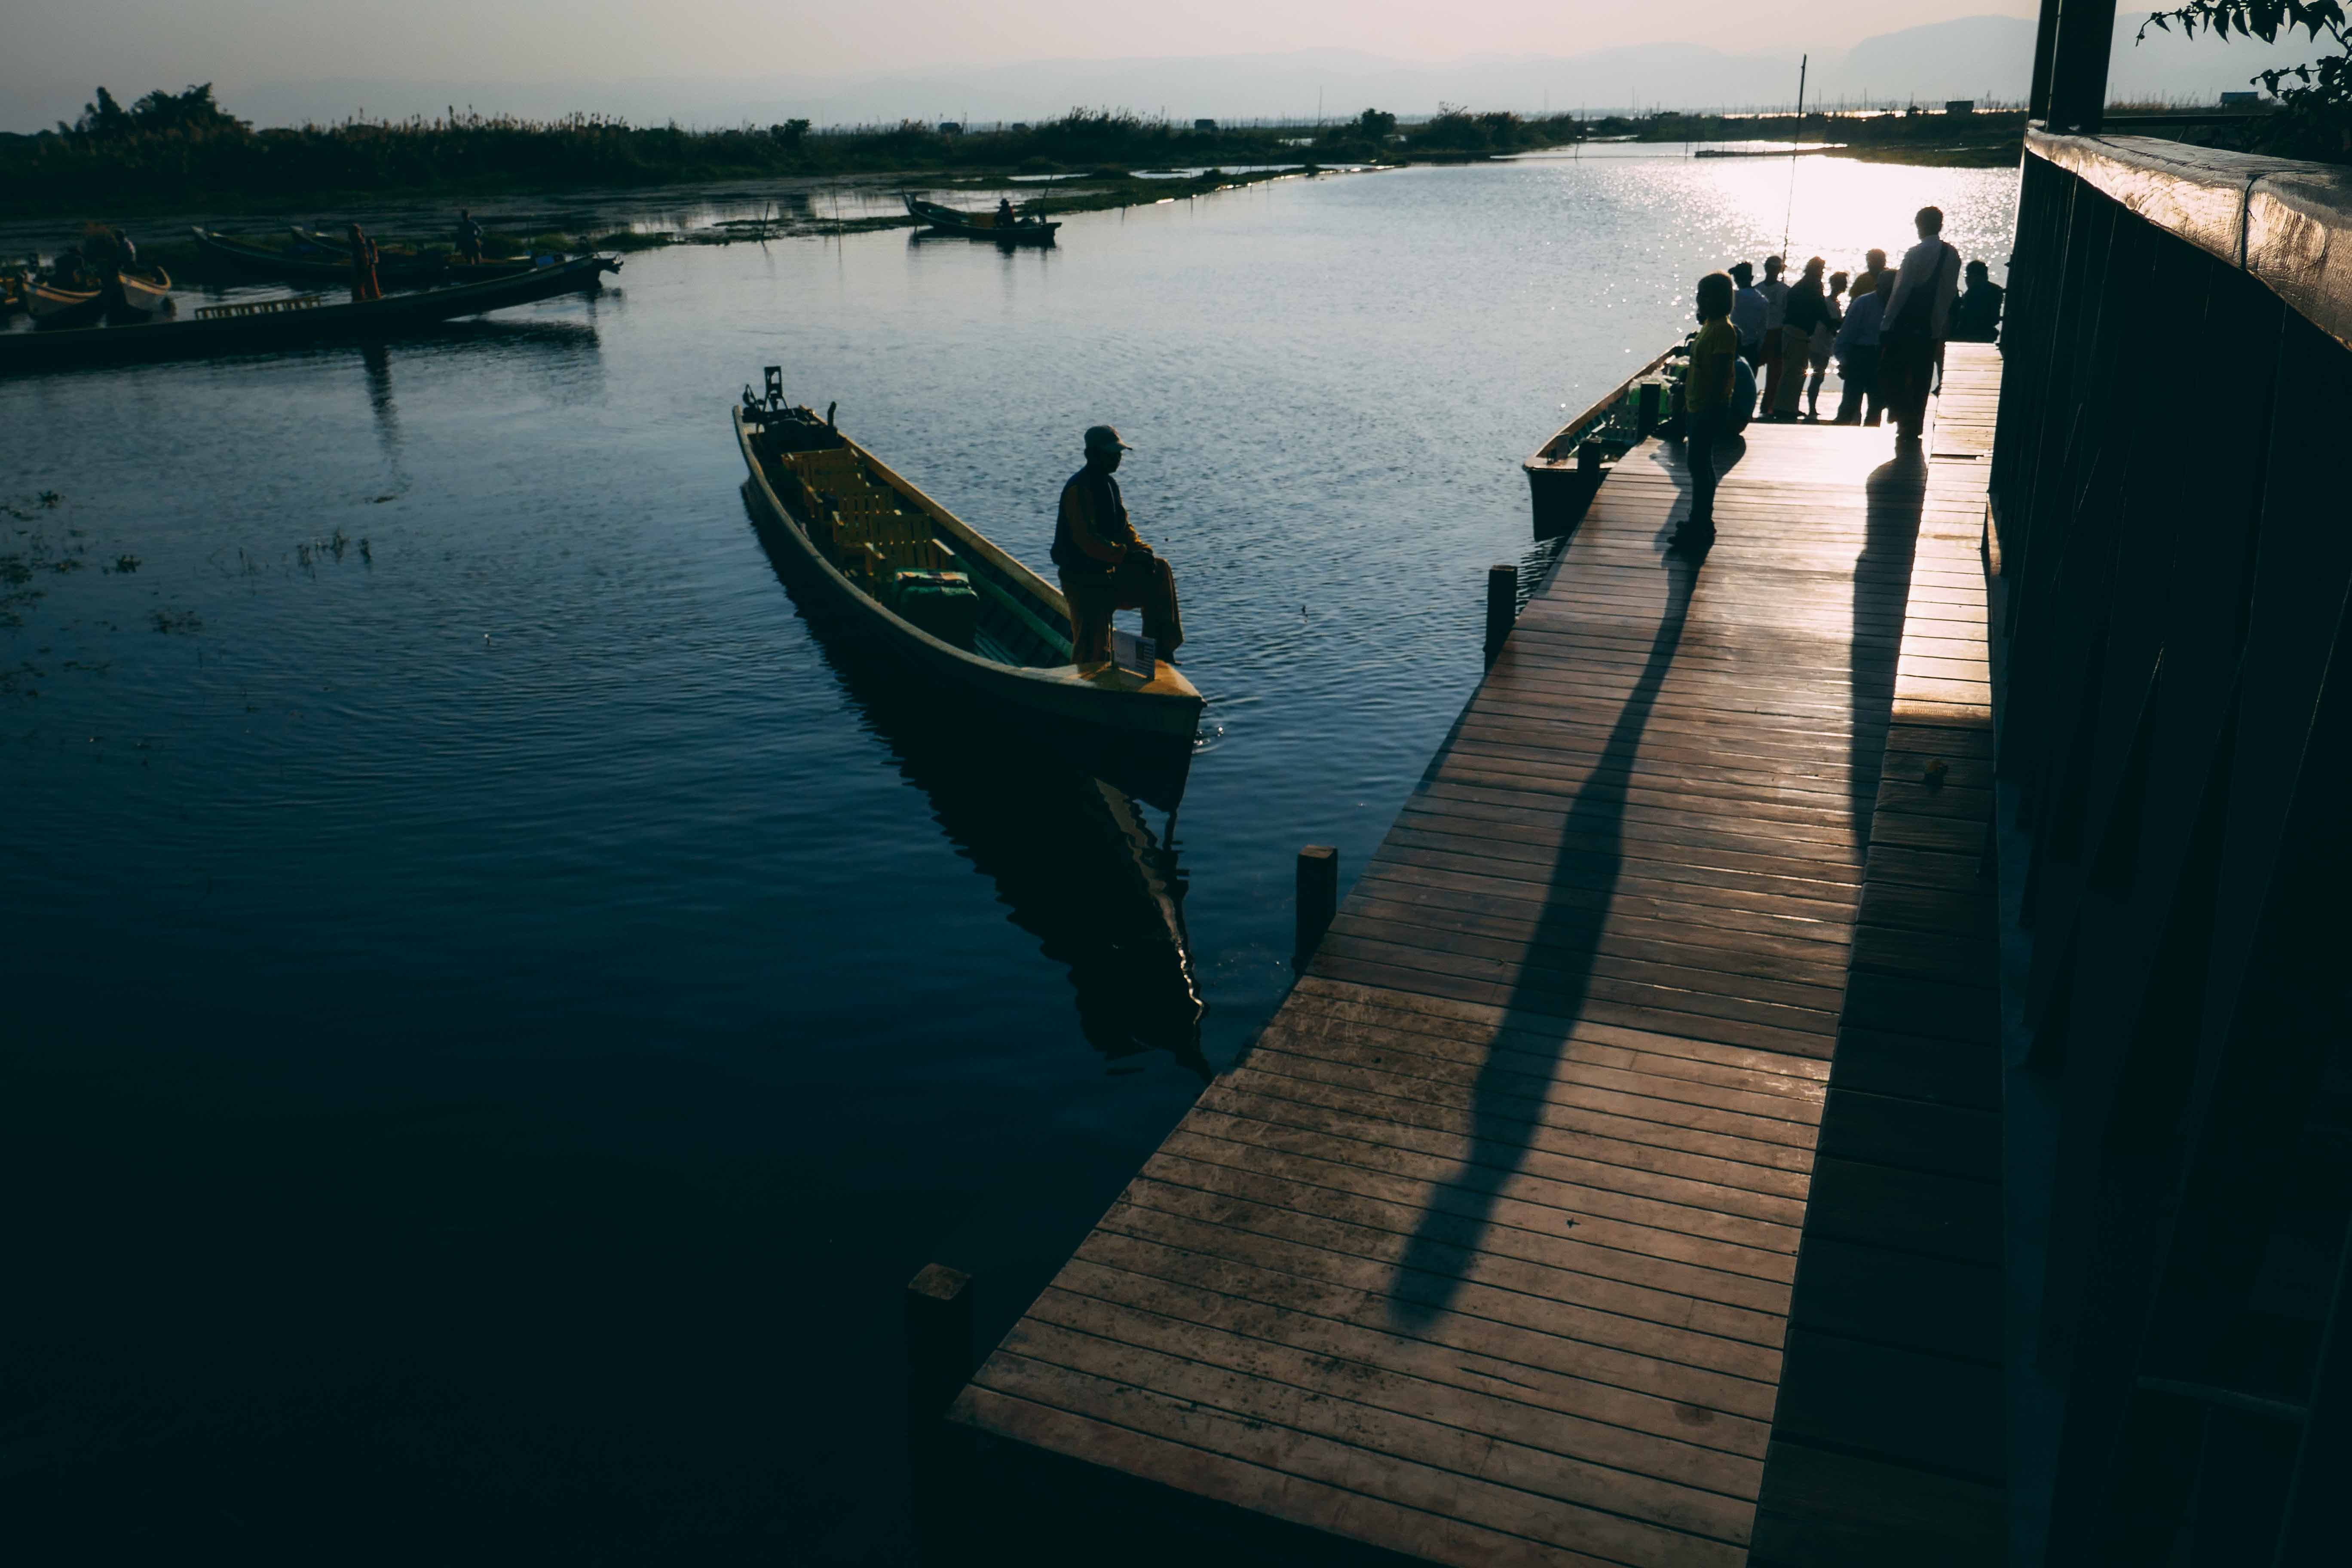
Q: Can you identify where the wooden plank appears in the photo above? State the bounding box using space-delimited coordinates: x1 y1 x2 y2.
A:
951 377 2008 1564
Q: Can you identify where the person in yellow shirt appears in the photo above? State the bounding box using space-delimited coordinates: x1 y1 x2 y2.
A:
1678 271 1738 555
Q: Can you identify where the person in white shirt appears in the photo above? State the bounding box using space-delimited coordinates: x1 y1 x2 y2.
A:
1729 261 1766 363
1757 254 1791 410
1880 206 1962 441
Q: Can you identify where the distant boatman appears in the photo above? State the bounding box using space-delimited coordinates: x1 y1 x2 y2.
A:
1054 424 1184 667
346 222 382 302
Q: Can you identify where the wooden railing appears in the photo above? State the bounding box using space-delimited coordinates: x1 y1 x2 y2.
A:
1988 128 2352 1565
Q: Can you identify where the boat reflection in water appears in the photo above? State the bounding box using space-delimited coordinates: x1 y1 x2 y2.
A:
742 486 1208 1077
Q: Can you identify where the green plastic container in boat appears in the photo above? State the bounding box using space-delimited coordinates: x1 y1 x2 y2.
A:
887 569 979 649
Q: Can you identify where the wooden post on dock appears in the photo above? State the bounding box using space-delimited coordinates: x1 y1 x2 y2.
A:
1485 563 1517 668
1295 845 1337 967
905 1263 973 1424
905 1262 973 1565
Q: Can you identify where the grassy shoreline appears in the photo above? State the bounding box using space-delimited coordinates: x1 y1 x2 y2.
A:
113 164 1357 280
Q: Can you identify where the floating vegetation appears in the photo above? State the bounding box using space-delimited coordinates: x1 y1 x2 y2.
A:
149 608 202 634
358 538 372 564
0 551 38 629
37 491 59 508
108 554 140 574
49 557 84 573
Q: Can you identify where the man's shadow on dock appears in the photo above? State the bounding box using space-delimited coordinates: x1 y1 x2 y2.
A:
1387 434 1709 1329
1850 449 1929 841
1386 430 1924 1329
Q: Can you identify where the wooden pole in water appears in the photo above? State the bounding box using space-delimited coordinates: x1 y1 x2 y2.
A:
1782 54 1807 260
1295 846 1337 966
904 1263 974 1424
1485 563 1517 668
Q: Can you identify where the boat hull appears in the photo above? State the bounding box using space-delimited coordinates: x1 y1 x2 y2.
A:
192 227 452 285
735 407 1200 743
0 255 619 374
114 269 173 316
902 196 1060 245
27 284 104 328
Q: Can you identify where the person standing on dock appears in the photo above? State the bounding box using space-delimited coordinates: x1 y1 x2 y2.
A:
1832 270 1890 426
346 222 382 303
1880 206 1960 441
1806 270 1847 420
1950 258 2004 343
1054 425 1185 666
1729 262 1766 365
1757 254 1791 410
1676 271 1740 555
1852 247 1889 302
1773 257 1831 422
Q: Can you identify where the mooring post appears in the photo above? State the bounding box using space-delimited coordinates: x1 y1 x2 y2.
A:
904 1263 974 1425
1635 380 1663 438
1295 845 1337 967
1577 438 1605 476
905 1262 974 1565
1485 563 1517 668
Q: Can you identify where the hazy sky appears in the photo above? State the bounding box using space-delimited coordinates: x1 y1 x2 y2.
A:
15 1 2034 90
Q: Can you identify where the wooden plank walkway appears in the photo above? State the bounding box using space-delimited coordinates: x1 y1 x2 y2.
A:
1749 344 2006 1565
948 352 2006 1566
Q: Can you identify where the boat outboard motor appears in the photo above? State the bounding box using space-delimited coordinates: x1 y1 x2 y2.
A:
763 365 786 413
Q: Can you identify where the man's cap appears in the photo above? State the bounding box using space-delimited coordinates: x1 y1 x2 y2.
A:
1084 424 1132 453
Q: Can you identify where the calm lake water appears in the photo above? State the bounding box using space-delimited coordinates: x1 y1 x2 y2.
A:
1 150 2016 1562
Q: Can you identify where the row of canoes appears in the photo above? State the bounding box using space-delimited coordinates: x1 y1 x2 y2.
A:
5 267 175 328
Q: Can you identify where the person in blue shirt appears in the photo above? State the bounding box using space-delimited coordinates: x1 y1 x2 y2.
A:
1728 262 1767 365
1831 269 1892 426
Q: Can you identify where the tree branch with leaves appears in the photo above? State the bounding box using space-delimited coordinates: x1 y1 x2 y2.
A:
2139 3 2352 158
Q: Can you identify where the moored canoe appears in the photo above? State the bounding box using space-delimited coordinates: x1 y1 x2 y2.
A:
735 392 1199 743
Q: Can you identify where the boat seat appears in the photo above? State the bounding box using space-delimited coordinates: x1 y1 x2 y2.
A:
849 537 956 582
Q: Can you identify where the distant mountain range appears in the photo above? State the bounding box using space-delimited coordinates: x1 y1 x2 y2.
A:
3 15 2318 133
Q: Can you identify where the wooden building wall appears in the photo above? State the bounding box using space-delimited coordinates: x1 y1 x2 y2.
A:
1988 130 2352 1566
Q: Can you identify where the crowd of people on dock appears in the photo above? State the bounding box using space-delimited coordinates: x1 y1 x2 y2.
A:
1675 204 2003 553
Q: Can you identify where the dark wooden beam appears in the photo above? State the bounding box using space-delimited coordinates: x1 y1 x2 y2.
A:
2047 1 2119 134
2030 0 2063 120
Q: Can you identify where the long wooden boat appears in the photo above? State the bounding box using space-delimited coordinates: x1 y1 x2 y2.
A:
734 392 1200 741
1522 339 1688 538
0 254 620 374
192 227 452 285
27 281 105 328
288 225 534 280
113 267 173 316
902 194 1060 244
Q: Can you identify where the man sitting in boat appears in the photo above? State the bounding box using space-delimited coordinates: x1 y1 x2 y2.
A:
996 198 1017 229
1054 425 1184 667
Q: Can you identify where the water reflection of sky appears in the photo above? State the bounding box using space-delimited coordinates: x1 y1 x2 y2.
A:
1 150 2018 1563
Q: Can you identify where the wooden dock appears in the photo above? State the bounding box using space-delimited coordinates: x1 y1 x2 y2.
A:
947 347 2007 1566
